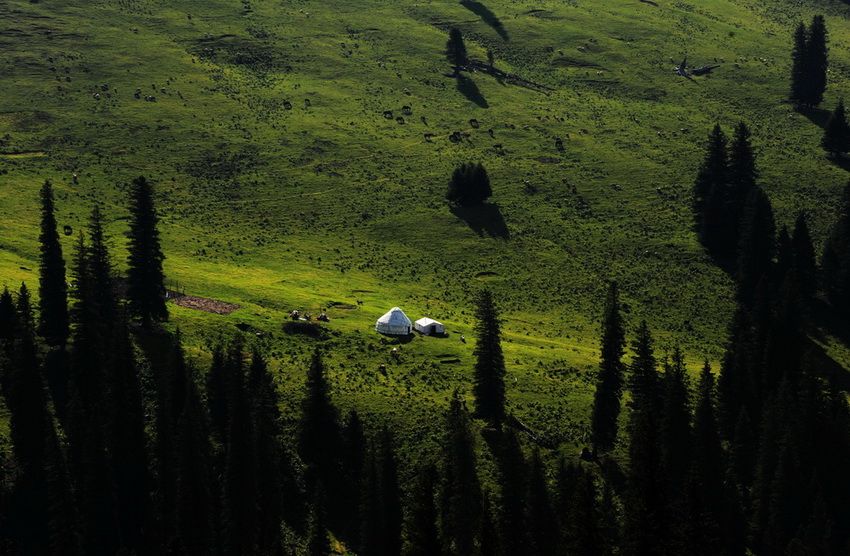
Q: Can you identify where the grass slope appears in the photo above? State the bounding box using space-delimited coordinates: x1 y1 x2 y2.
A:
3 0 850 448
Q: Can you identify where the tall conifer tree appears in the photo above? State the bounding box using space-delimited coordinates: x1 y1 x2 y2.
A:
693 124 728 222
298 349 344 514
404 464 441 556
628 321 660 414
660 348 692 498
736 187 775 304
472 289 506 426
591 281 626 452
37 180 69 347
126 175 167 326
494 428 527 556
727 122 758 255
439 392 480 556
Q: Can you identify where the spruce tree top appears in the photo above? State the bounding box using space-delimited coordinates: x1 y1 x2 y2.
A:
126 175 168 325
446 162 492 207
37 179 70 347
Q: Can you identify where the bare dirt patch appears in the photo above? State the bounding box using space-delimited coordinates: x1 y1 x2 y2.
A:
168 292 241 315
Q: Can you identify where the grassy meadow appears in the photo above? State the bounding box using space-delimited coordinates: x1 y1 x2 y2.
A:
3 0 850 453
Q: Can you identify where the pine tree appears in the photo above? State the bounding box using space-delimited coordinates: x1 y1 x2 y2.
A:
623 321 666 555
86 206 117 334
525 449 558 556
43 429 82 555
174 358 215 556
472 289 507 426
248 350 286 554
298 349 344 510
152 335 192 546
806 15 828 107
404 464 441 556
622 402 666 556
37 180 69 347
494 428 527 556
727 122 758 255
792 213 817 303
736 186 775 304
360 428 403 556
693 124 728 223
126 175 167 326
341 410 366 547
822 100 850 156
446 163 492 208
590 281 626 453
691 362 740 555
4 284 53 553
360 443 383 556
103 310 152 552
205 347 228 444
445 28 468 77
475 492 499 556
0 286 15 343
380 428 404 556
220 343 259 554
566 468 605 556
307 488 330 556
439 391 481 556
660 347 692 498
628 321 660 414
790 22 808 107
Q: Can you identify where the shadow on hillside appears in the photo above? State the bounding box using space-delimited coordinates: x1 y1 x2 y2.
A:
461 0 509 41
457 75 489 108
379 333 415 345
805 336 850 392
451 202 509 239
826 154 850 172
798 106 831 129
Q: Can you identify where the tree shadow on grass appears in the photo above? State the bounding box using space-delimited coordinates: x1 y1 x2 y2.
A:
804 336 850 392
797 106 832 129
461 0 509 41
451 202 509 239
379 333 415 345
457 75 489 108
826 154 850 172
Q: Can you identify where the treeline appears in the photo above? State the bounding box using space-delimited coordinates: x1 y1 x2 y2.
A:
1 169 849 556
687 119 850 553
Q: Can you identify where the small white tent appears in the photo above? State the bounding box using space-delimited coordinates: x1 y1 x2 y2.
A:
414 317 444 336
375 307 412 335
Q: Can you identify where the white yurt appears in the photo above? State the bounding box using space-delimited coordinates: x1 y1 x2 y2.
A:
375 307 412 335
414 317 444 335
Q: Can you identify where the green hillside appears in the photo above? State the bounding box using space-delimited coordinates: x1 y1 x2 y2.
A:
3 0 850 444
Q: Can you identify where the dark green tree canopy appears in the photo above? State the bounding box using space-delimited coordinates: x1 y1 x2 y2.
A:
590 281 626 453
446 162 492 207
37 180 69 347
126 175 167 326
692 124 728 220
790 16 829 108
472 289 507 426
